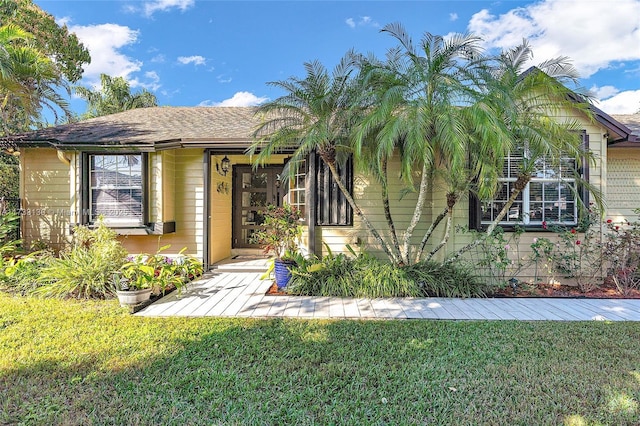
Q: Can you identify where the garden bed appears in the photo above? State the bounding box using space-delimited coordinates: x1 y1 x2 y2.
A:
488 279 640 299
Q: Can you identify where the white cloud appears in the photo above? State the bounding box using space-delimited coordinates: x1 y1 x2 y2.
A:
595 90 640 114
130 71 161 91
467 0 640 78
178 55 206 66
591 85 619 100
68 23 141 83
217 75 232 84
200 91 268 107
345 16 379 29
143 0 194 17
150 54 166 63
449 13 458 22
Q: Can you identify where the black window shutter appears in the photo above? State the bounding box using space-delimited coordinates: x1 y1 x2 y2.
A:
468 192 482 231
315 155 353 226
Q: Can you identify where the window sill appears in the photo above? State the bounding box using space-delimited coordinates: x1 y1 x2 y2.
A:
476 224 578 233
73 221 176 235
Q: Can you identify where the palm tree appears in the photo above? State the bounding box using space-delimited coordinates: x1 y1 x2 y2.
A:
0 23 71 136
249 53 400 262
352 23 487 265
74 73 157 119
447 40 596 263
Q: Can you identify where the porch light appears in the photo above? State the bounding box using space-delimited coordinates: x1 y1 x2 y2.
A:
217 155 231 176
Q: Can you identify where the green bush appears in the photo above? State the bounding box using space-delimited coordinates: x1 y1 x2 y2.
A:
404 260 492 298
1 251 49 294
34 221 128 299
0 212 21 257
288 246 421 298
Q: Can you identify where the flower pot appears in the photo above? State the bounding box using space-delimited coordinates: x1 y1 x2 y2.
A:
116 288 152 307
274 259 295 290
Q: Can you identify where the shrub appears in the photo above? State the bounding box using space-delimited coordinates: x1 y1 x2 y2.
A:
404 260 491 298
287 246 421 298
1 251 50 294
117 246 204 295
250 204 303 259
35 221 128 299
603 212 640 296
0 211 20 257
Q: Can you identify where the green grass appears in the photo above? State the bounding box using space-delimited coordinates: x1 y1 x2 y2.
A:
1 293 640 425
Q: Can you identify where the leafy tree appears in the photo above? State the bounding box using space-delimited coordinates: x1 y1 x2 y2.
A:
75 73 158 119
0 0 90 83
352 23 487 265
0 153 18 199
447 40 597 263
249 53 401 262
0 23 72 136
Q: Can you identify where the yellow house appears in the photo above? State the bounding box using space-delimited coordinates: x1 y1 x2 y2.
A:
7 106 640 272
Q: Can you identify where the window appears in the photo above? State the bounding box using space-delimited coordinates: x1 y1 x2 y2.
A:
286 159 307 219
315 155 353 226
86 154 145 226
479 146 583 228
474 131 590 230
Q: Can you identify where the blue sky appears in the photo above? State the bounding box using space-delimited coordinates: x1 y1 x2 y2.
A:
36 0 640 116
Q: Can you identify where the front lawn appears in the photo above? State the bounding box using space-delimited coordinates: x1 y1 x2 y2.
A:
1 293 639 425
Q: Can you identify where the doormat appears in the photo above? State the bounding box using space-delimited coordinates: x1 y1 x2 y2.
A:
232 255 271 260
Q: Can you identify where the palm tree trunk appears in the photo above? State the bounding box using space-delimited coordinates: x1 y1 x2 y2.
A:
423 192 458 262
444 174 530 265
415 206 448 263
324 159 399 264
426 210 453 261
401 160 430 265
380 157 402 263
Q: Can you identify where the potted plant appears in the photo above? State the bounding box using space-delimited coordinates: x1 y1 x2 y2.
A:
114 261 155 307
251 203 303 289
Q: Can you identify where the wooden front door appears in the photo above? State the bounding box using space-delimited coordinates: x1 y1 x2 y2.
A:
232 165 285 248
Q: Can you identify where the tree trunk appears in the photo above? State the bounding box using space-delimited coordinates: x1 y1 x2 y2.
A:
400 160 430 265
324 158 399 264
426 210 452 261
380 157 402 264
425 192 457 262
415 206 448 263
444 174 530 265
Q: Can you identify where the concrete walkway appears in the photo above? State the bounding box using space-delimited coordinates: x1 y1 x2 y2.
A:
136 270 640 321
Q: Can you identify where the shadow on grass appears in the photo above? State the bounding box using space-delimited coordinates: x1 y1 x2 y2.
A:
1 298 640 425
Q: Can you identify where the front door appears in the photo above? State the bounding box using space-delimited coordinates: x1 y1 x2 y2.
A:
232 165 285 248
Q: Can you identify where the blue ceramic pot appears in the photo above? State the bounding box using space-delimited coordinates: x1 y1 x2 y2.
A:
274 258 295 289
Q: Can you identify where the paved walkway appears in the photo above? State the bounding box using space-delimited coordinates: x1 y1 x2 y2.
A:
136 270 640 321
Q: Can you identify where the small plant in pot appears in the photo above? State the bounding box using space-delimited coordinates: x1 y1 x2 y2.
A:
113 261 155 307
251 203 303 290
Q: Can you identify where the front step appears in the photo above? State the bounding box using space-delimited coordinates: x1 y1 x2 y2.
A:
213 256 271 273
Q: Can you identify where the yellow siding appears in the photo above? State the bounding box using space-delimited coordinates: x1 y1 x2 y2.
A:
442 112 609 282
318 156 433 260
149 152 161 223
317 110 612 278
122 149 204 259
606 147 640 222
209 154 233 264
162 150 176 222
20 148 73 251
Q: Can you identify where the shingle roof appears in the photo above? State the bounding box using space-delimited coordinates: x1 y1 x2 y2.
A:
9 106 260 149
612 114 640 137
8 106 640 150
